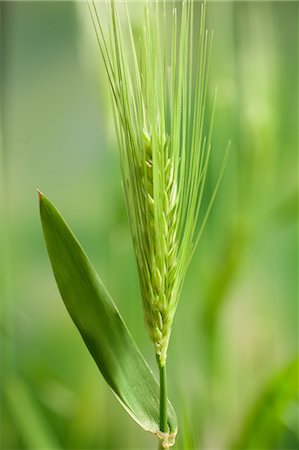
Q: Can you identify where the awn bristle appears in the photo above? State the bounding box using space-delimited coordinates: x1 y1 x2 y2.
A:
89 0 228 366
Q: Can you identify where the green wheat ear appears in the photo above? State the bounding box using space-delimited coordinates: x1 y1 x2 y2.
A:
90 0 228 366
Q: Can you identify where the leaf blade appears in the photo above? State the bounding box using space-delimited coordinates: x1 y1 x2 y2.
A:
39 192 177 436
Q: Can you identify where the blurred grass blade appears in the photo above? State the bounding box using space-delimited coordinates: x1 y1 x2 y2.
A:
38 192 177 438
5 377 60 449
232 357 299 450
180 402 196 450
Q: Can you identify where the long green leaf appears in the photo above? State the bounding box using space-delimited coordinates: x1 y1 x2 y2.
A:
38 192 177 438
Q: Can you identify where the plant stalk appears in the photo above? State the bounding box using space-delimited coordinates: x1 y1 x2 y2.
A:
159 360 167 433
158 441 164 450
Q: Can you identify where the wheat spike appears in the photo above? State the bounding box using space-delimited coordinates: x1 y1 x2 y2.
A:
89 0 228 367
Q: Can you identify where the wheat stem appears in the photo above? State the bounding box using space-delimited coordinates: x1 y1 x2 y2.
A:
158 440 164 450
158 359 167 433
158 441 164 450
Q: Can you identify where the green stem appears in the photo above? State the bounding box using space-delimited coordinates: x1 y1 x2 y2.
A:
158 360 167 433
158 441 164 450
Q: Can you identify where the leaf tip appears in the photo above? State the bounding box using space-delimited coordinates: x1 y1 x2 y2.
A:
36 188 43 200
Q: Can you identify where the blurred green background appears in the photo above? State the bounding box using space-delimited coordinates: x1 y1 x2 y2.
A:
1 1 298 449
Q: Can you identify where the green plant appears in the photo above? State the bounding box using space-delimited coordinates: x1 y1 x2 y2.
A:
39 0 228 448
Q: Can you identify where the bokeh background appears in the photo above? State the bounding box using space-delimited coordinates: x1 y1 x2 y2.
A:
1 1 298 449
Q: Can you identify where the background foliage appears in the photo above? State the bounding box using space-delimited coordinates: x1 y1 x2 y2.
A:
1 1 298 449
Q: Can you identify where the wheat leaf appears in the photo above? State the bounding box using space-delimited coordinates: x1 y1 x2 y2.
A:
38 192 177 437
